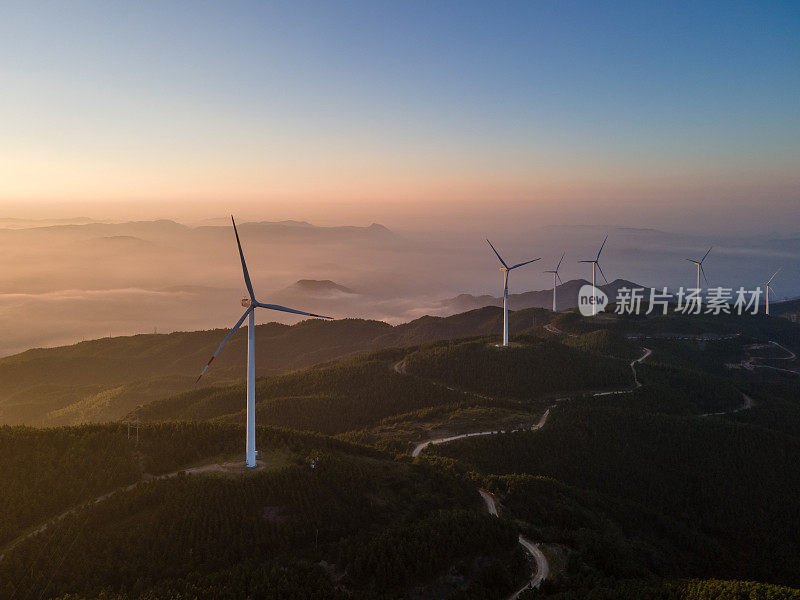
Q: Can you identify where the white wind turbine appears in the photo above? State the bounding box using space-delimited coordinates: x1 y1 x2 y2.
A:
687 246 712 291
765 268 781 315
543 252 565 312
197 216 333 468
579 236 608 316
486 239 540 347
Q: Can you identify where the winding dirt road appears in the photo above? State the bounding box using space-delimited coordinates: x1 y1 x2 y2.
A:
479 489 548 597
745 341 799 375
700 393 753 417
592 347 651 396
407 344 653 596
0 461 249 562
411 408 550 458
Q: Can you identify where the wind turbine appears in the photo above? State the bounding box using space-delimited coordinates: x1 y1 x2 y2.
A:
765 268 781 315
686 247 712 291
486 239 540 347
543 252 565 312
579 236 608 316
197 216 333 468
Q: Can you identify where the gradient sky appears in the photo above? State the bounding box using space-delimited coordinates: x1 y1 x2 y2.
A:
1 1 798 232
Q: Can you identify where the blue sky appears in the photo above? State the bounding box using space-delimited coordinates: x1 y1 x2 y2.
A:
1 1 798 232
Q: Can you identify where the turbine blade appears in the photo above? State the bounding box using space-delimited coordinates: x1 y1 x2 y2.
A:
686 258 699 264
596 235 608 260
232 216 256 301
256 302 333 319
556 251 565 272
509 258 541 269
196 307 252 383
486 239 508 268
596 262 608 284
557 273 563 285
578 260 594 263
767 268 781 285
700 264 709 285
701 246 712 263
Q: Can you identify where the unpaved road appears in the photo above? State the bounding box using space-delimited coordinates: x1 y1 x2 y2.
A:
394 358 495 401
479 489 548 598
0 461 250 561
772 341 797 361
408 344 653 595
411 408 550 458
744 341 799 375
701 393 753 417
592 347 651 396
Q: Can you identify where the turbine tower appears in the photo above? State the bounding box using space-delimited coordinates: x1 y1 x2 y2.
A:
486 239 540 347
543 252 565 312
197 216 332 468
686 247 712 291
765 268 780 315
579 236 608 316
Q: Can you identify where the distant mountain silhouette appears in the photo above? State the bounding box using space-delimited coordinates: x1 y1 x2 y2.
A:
231 220 393 242
441 278 650 312
771 296 800 320
280 279 357 296
78 235 156 249
0 219 393 243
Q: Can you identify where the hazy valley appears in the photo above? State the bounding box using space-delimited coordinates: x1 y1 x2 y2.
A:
1 218 798 357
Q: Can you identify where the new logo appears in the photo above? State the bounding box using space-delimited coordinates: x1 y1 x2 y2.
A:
578 285 608 316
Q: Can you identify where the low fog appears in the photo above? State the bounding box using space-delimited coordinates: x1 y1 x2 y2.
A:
0 217 797 357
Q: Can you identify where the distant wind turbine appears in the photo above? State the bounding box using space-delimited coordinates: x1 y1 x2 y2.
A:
765 268 781 315
197 216 333 468
543 252 565 312
486 239 540 347
686 246 712 291
579 236 608 316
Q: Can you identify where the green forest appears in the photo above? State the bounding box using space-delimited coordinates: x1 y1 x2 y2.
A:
0 306 549 427
403 336 632 399
0 307 798 599
428 400 800 590
130 335 630 433
0 431 526 600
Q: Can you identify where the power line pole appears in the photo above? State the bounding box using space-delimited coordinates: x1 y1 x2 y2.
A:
126 420 140 444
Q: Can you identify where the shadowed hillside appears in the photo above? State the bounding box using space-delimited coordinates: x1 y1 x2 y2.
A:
0 306 551 426
0 423 527 600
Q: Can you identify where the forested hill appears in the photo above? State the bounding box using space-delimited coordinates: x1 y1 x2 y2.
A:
0 422 528 600
0 306 551 426
1 307 799 598
127 334 632 432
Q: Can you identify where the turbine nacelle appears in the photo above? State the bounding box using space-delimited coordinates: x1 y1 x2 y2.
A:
485 238 540 346
196 216 334 385
545 252 566 313
686 246 712 286
765 268 781 315
578 236 608 285
197 216 338 468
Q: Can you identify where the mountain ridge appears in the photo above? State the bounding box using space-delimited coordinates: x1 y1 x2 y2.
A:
441 278 649 312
